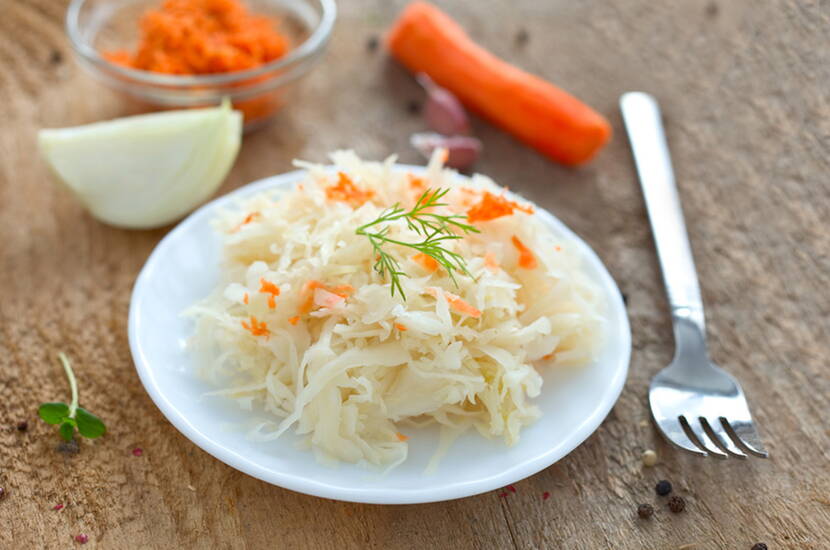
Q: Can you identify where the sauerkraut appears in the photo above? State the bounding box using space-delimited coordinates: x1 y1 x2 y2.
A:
185 150 604 468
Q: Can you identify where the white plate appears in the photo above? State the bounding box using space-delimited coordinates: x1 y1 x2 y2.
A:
129 166 631 504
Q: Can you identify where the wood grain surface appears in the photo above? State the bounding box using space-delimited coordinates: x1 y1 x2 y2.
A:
1 0 829 548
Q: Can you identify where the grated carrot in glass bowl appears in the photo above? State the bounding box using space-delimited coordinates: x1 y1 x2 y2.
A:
66 0 336 130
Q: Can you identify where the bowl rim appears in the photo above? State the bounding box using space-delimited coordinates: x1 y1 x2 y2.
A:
66 0 337 87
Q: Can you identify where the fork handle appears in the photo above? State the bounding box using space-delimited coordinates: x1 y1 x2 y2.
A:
620 92 707 354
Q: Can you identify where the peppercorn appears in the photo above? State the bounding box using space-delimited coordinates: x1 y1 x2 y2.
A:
406 100 421 115
642 449 658 467
74 534 89 544
16 421 28 432
366 35 379 52
668 495 686 513
750 544 768 550
655 480 672 496
50 49 63 64
637 503 654 519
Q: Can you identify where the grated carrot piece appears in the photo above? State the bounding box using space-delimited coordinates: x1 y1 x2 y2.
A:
427 287 482 318
259 278 281 309
484 251 500 272
325 172 375 207
467 191 534 223
511 235 537 269
554 245 562 252
396 432 409 442
542 353 555 361
243 292 249 305
394 323 408 331
231 211 260 233
412 252 439 272
241 316 269 337
408 174 427 190
298 280 352 313
288 316 300 325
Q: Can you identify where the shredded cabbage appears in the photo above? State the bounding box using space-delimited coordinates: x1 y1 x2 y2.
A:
186 150 605 468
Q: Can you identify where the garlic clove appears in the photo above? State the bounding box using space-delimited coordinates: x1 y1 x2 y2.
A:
410 132 482 170
416 73 470 136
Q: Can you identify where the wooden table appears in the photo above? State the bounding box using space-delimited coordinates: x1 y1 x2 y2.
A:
2 0 828 548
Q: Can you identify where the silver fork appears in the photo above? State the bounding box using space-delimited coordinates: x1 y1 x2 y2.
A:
620 92 768 459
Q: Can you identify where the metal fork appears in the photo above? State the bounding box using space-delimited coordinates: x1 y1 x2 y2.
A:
620 92 768 459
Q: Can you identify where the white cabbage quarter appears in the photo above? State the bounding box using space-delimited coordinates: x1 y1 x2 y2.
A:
185 150 605 470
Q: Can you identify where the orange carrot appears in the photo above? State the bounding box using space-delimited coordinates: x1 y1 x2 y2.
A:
394 323 408 331
511 236 537 269
243 292 249 305
396 432 410 442
231 211 260 233
325 172 374 207
467 191 533 223
484 251 500 272
387 2 611 165
259 278 280 309
241 316 270 337
298 280 353 314
288 316 300 325
427 287 482 318
412 252 439 272
104 0 290 75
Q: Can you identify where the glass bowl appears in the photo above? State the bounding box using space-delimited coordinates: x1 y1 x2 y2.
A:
66 0 336 130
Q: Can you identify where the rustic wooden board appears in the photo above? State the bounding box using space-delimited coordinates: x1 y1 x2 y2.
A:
1 0 829 548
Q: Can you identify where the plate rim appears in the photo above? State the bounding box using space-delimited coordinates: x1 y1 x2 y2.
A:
128 166 631 504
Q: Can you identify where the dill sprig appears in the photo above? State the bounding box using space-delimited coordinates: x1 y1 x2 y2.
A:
355 188 479 299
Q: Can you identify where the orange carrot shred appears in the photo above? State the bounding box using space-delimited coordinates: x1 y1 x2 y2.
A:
428 288 481 318
412 252 439 272
325 172 375 207
396 432 410 442
243 292 249 305
554 245 562 252
241 316 270 337
542 353 555 360
484 251 500 272
259 278 280 309
511 235 538 269
288 316 300 325
231 211 261 233
394 323 408 331
467 191 533 223
408 174 426 189
298 280 352 314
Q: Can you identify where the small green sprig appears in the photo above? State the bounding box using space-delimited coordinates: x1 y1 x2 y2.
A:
355 188 479 299
38 352 106 441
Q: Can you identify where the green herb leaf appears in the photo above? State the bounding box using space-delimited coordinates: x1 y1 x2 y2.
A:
59 421 75 441
38 402 70 425
355 187 479 299
75 407 106 439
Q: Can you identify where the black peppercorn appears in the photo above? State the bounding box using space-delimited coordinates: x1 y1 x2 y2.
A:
637 503 654 519
366 35 379 52
406 100 421 115
751 544 768 550
667 495 686 513
50 49 63 64
16 421 28 432
655 480 672 496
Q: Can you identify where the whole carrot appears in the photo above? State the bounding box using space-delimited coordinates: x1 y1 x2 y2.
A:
387 2 611 166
